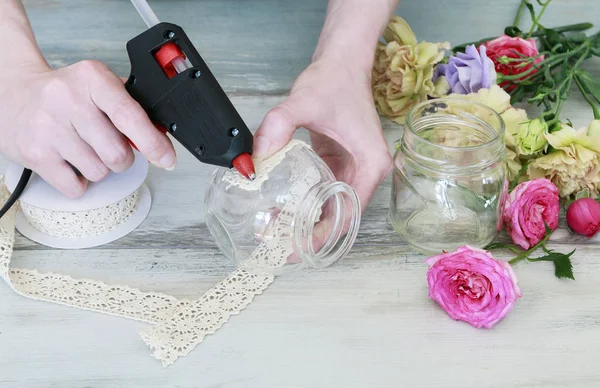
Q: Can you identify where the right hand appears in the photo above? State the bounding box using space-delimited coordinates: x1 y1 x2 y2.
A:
0 60 176 198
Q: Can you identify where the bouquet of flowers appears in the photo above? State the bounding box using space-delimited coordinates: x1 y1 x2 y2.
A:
372 0 600 329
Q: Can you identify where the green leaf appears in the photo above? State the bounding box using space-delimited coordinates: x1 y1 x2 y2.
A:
568 32 588 44
524 1 536 21
505 26 523 37
527 249 575 280
576 70 600 104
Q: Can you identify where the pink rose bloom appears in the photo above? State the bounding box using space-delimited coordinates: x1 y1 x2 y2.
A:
426 245 521 329
481 35 544 92
503 178 560 250
566 198 600 238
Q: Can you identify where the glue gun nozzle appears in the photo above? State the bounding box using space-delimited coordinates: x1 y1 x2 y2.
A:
232 153 256 181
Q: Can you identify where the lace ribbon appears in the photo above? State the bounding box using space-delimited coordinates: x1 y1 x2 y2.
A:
0 140 318 366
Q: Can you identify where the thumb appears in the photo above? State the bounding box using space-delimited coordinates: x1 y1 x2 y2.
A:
253 97 305 161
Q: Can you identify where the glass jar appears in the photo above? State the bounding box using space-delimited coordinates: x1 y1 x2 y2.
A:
390 98 507 255
204 140 361 275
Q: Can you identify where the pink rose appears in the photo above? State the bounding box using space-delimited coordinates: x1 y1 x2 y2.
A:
566 198 600 238
481 35 544 92
426 245 521 329
503 178 559 250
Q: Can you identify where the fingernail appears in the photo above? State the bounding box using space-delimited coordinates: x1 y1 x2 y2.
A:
159 153 176 170
165 161 176 171
253 136 271 160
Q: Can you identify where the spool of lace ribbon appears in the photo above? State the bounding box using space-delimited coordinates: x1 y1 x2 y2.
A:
3 151 152 249
0 140 319 367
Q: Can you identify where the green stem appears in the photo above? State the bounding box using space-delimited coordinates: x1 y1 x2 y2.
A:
513 0 527 27
574 74 600 119
527 0 552 39
508 43 589 88
498 67 539 81
508 231 552 264
450 22 592 53
572 45 591 69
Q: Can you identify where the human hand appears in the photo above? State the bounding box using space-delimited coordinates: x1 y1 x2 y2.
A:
253 58 392 212
0 60 176 198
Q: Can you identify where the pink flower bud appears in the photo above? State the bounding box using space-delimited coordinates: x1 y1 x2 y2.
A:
566 198 600 238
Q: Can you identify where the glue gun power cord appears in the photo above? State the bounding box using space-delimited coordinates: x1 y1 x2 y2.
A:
0 168 32 219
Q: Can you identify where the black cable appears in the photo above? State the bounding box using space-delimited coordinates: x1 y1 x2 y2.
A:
0 168 32 219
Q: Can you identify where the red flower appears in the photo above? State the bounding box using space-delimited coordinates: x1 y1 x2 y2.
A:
481 35 544 91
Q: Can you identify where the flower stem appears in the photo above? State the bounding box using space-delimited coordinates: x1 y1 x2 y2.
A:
513 0 527 27
508 230 553 265
527 0 552 39
498 66 540 81
450 22 592 53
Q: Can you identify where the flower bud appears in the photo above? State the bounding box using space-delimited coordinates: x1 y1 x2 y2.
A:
517 118 548 155
587 119 600 137
566 198 600 238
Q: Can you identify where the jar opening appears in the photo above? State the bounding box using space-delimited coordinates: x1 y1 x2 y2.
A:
293 182 361 269
405 98 505 151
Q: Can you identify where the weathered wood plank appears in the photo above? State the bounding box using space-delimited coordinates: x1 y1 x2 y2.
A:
1 1 600 386
1 244 599 387
2 91 599 251
20 0 599 92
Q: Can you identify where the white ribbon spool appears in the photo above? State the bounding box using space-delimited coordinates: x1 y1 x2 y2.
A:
3 150 151 249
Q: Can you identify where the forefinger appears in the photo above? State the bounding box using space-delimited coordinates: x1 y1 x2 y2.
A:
87 62 176 169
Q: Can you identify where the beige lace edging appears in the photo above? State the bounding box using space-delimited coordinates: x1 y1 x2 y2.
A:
0 140 316 366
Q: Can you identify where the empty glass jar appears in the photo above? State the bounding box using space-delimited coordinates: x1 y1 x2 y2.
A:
204 141 361 275
390 98 507 255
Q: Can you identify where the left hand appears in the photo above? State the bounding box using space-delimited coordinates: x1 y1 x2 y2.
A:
252 58 392 212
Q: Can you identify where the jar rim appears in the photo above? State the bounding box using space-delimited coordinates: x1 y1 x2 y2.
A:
293 181 361 269
404 97 506 151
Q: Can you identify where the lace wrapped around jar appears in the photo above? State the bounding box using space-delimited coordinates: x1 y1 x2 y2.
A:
390 98 508 254
205 140 362 275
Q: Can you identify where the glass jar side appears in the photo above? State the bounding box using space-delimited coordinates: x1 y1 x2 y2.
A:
390 98 507 255
205 142 361 274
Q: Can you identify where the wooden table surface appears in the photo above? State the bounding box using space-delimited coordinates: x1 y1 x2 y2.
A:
2 1 600 387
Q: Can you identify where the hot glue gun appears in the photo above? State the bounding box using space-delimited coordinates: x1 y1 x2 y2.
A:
0 0 255 220
125 0 256 180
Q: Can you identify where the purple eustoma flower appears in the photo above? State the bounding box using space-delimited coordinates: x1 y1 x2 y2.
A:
435 44 497 94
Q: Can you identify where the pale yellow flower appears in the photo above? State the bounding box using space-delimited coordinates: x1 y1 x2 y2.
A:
527 122 600 198
499 107 529 148
372 16 450 124
516 118 548 155
449 85 511 116
446 85 535 181
505 147 523 181
382 16 417 46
